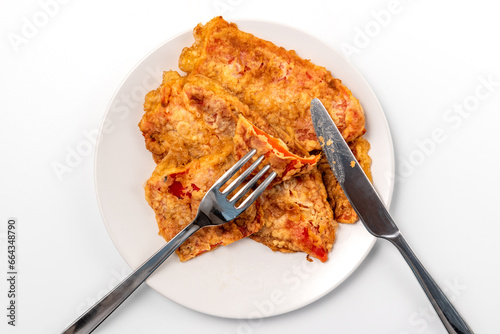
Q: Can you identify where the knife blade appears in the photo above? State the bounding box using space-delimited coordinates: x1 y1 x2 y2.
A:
310 98 473 334
310 98 397 238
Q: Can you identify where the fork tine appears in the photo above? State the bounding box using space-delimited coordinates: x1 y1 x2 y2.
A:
236 170 277 211
229 164 272 204
199 154 276 225
221 153 265 195
212 149 257 190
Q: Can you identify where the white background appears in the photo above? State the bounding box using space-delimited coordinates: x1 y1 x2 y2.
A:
1 0 499 333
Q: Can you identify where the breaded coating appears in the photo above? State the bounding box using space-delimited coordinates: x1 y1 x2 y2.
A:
139 17 374 262
141 73 329 261
179 16 366 153
139 71 238 164
139 71 301 164
250 168 337 262
145 147 260 262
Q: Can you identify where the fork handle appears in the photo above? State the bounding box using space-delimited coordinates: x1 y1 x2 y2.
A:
389 233 473 334
61 222 201 334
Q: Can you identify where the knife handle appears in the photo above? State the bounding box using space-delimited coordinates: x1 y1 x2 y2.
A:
389 233 474 334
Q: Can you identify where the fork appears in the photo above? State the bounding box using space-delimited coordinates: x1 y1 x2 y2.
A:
61 149 276 334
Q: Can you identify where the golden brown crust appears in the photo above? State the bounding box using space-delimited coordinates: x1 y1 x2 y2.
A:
250 168 337 262
139 71 302 164
140 17 374 262
139 72 240 164
179 16 366 152
145 148 260 262
141 72 334 261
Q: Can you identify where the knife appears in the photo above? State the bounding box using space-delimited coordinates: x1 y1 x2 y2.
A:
310 98 473 334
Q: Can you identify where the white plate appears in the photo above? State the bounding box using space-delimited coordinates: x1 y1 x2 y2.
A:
95 20 395 319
